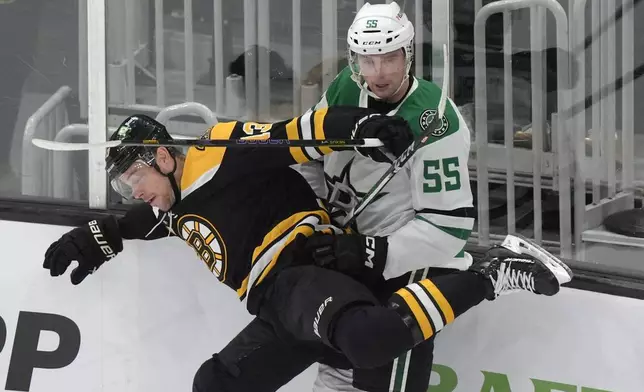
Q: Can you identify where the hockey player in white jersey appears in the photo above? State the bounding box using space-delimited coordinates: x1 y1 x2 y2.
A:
292 2 573 391
311 2 473 275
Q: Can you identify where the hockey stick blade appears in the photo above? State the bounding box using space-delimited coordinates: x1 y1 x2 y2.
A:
343 43 450 228
32 138 122 151
31 137 384 151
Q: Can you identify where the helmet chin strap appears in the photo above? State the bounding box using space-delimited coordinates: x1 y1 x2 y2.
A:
355 49 413 102
152 154 181 210
362 73 410 102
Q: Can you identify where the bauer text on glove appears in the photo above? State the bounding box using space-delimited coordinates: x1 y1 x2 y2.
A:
42 216 123 285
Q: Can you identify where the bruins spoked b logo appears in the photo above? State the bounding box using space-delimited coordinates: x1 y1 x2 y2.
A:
177 214 227 280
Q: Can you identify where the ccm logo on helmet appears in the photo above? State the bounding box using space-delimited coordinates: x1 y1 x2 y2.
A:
362 40 382 46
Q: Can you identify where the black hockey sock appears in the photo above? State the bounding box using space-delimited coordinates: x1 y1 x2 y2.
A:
329 304 416 369
388 271 487 345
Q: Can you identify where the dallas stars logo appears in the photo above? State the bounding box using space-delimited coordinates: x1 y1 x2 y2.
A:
324 157 388 223
419 108 449 137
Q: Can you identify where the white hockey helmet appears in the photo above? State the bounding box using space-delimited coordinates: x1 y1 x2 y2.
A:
347 1 415 98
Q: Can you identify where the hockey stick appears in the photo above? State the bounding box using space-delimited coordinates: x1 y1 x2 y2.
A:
342 43 450 228
31 136 384 152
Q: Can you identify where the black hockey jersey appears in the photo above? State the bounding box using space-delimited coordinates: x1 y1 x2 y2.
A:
118 106 378 313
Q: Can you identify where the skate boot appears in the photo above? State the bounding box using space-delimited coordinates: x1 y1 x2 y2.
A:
470 234 573 299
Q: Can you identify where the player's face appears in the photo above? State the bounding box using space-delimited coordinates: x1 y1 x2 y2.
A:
358 49 407 100
132 167 174 211
120 158 174 211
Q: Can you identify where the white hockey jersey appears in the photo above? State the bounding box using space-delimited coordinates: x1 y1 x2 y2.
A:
298 66 475 279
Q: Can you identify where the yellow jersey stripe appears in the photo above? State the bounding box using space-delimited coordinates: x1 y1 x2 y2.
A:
286 117 308 163
240 133 271 141
181 121 236 192
395 287 434 339
251 209 330 263
314 107 333 155
239 216 320 299
236 210 331 298
237 276 250 298
419 279 455 324
254 223 316 287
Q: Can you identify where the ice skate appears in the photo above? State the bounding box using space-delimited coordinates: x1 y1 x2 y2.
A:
470 234 573 299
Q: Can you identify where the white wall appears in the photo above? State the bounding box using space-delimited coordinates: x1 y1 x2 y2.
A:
0 220 317 392
1 220 643 392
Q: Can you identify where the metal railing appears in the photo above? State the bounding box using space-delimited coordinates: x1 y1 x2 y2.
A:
22 86 73 198
571 0 637 255
69 0 638 255
52 124 104 200
24 102 219 201
100 0 441 122
472 0 636 258
473 0 572 255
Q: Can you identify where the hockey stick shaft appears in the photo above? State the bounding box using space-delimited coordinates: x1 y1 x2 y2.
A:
343 44 450 228
31 137 384 152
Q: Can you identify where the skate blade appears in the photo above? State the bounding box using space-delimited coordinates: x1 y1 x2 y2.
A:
501 234 573 283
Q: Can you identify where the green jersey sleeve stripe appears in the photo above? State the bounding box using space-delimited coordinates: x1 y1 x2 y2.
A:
414 215 472 241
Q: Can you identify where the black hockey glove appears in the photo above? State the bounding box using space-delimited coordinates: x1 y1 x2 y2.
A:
43 216 123 285
352 114 414 163
304 232 388 289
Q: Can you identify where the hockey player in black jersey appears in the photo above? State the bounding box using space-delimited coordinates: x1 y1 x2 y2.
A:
42 107 572 392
